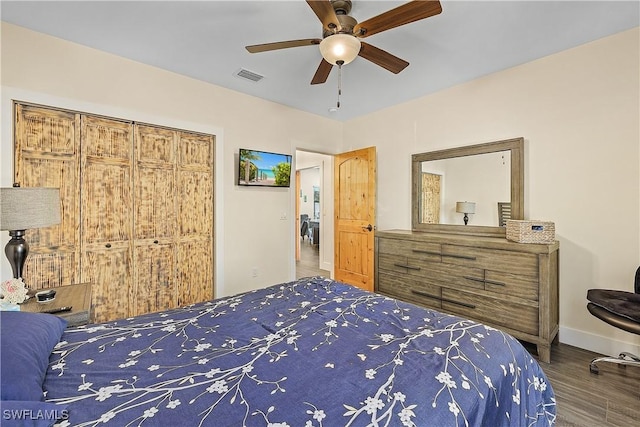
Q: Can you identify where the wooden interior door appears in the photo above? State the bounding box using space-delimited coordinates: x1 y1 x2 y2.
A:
334 147 376 291
421 172 441 224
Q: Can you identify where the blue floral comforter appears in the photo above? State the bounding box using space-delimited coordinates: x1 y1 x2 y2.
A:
44 277 555 426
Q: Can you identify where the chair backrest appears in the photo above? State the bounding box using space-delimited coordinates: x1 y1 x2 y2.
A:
498 202 511 227
300 220 309 237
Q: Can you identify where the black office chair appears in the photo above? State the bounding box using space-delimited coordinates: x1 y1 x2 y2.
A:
300 220 309 240
586 266 640 374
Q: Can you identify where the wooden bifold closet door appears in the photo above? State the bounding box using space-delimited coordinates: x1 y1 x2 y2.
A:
14 102 214 323
14 104 81 287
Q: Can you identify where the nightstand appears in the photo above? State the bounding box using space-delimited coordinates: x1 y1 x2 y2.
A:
21 283 92 327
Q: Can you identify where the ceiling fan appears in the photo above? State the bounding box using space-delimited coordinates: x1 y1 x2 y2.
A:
245 0 442 85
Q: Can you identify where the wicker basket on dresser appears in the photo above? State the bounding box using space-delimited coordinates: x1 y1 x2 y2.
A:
374 229 559 363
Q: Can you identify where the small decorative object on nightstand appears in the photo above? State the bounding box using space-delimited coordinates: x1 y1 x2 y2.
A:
21 283 92 327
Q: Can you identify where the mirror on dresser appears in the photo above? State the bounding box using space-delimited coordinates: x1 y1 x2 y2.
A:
412 137 524 236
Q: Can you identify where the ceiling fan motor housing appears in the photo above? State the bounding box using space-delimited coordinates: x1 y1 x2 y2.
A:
323 15 358 38
331 0 352 16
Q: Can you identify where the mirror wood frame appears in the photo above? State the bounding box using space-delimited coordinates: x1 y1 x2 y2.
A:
411 137 524 237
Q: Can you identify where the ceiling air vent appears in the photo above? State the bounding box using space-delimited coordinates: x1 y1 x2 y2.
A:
235 68 264 83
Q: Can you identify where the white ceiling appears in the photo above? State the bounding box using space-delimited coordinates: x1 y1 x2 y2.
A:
1 1 638 121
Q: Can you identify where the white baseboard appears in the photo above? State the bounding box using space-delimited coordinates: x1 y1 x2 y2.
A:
559 325 640 356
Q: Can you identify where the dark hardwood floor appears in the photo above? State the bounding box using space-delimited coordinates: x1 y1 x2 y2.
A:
296 238 330 279
295 240 640 426
541 343 640 426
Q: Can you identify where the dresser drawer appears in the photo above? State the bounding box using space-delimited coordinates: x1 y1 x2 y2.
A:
378 237 441 261
484 270 539 301
442 244 539 277
377 272 442 310
441 288 539 336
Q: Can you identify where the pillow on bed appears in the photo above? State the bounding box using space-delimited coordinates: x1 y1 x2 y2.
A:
1 311 67 402
0 400 68 427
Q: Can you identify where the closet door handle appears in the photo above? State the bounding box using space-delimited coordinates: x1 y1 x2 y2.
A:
394 263 421 271
463 276 485 283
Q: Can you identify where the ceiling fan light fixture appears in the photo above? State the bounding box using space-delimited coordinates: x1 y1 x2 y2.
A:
319 34 361 65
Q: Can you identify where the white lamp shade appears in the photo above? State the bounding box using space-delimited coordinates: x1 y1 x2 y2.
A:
0 187 61 230
319 34 361 65
456 201 476 214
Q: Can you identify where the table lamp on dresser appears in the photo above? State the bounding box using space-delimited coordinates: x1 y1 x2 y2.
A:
0 184 61 280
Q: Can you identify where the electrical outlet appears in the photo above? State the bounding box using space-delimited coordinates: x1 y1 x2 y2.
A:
280 212 287 220
251 267 258 278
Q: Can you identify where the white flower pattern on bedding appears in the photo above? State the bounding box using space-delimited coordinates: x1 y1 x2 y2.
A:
44 277 555 427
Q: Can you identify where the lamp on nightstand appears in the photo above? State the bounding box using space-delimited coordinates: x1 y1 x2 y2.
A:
0 184 61 279
455 201 476 225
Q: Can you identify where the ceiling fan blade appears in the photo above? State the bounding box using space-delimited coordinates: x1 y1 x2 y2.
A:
311 59 333 85
358 42 409 74
246 38 321 53
306 0 342 32
354 0 442 38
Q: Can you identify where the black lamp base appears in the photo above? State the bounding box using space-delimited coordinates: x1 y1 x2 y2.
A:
5 230 28 279
463 214 469 225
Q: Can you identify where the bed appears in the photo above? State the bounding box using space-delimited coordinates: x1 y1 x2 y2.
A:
1 277 556 426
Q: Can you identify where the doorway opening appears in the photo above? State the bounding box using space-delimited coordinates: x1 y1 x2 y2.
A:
295 150 332 279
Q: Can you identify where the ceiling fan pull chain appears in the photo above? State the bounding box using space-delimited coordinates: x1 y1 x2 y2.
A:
336 60 344 109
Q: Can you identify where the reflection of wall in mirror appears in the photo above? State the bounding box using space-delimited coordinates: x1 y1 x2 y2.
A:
422 151 510 226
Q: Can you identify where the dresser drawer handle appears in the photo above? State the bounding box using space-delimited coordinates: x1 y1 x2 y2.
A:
411 289 440 300
441 297 476 309
484 279 506 287
443 254 477 261
394 263 421 271
105 243 112 248
463 276 485 283
412 249 441 256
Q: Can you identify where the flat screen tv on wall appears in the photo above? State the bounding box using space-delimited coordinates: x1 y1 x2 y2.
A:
238 149 292 187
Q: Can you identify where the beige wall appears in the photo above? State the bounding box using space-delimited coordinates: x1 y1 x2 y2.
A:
0 22 343 297
344 27 640 355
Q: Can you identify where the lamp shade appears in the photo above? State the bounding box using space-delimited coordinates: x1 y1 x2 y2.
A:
455 201 476 214
0 187 61 230
319 34 361 65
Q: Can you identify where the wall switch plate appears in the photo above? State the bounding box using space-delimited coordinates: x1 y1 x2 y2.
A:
280 212 287 220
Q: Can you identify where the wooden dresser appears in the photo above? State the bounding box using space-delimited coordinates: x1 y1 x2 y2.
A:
374 230 559 363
